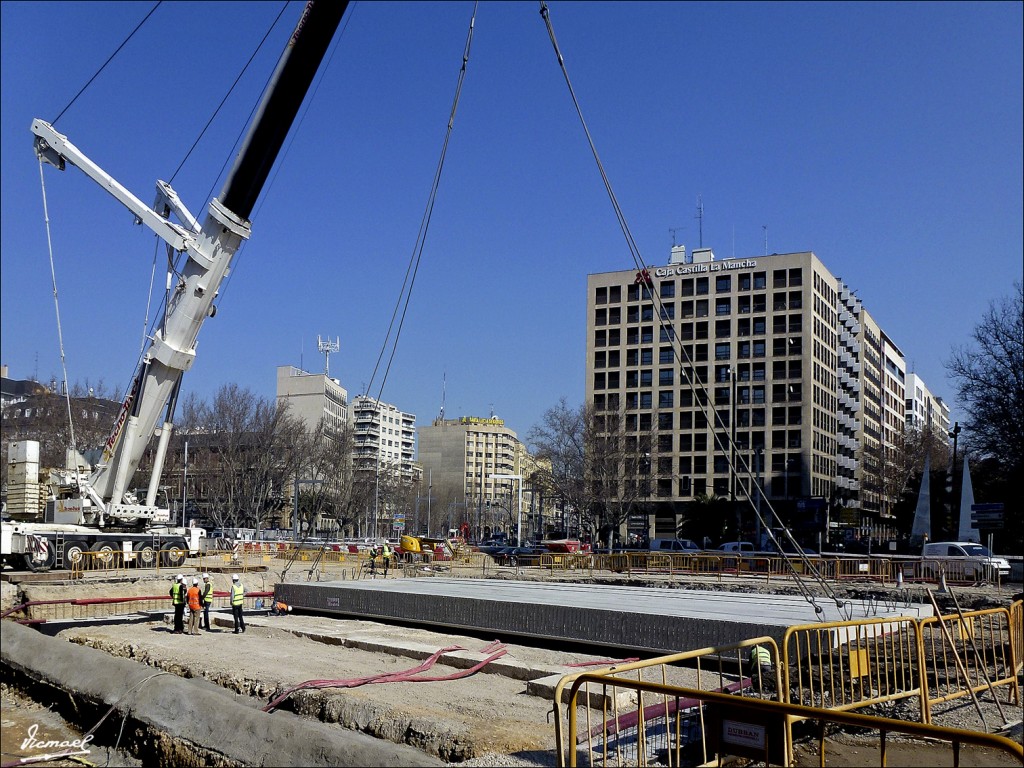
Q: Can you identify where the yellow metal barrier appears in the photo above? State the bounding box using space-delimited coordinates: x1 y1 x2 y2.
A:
553 637 782 767
1010 599 1023 676
555 671 1023 767
919 605 1020 718
782 616 926 722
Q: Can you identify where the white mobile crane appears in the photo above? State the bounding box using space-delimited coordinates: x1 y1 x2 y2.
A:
2 1 348 571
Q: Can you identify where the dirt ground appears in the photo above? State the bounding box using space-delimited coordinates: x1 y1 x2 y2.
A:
2 564 1021 766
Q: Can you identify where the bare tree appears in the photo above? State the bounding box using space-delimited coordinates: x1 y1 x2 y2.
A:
946 281 1023 478
946 281 1023 548
528 398 652 551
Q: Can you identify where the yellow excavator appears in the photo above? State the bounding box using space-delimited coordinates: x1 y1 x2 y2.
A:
399 534 471 562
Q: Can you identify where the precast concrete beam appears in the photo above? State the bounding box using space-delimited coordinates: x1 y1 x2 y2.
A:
275 579 932 655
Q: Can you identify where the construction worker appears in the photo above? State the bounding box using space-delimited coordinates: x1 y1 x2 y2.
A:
381 540 393 577
230 574 246 634
749 644 775 694
186 578 202 635
169 574 186 634
271 601 292 616
200 573 214 631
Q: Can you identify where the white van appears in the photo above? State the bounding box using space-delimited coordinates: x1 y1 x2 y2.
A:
718 541 755 553
922 541 1010 579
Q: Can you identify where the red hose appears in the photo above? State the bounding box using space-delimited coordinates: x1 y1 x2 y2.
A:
263 642 508 712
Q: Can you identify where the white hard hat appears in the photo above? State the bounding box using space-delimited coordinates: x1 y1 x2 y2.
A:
232 574 240 581
202 573 210 579
192 578 199 585
175 574 183 581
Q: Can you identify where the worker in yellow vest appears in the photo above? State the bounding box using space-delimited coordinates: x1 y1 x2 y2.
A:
200 573 214 631
749 644 775 694
169 574 186 634
381 541 393 577
230 574 246 634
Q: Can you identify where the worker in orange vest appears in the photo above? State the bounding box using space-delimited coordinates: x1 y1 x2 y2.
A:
186 578 202 636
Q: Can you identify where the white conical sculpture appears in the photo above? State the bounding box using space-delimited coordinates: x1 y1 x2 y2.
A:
956 458 977 543
910 454 932 546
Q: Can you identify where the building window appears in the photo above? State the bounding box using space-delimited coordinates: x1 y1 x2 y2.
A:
696 277 709 295
596 286 608 304
715 319 731 338
715 342 730 360
640 348 653 365
594 372 605 390
595 308 607 325
773 269 787 288
659 347 674 364
660 303 675 320
716 275 732 292
659 369 674 386
659 327 675 342
739 274 751 291
753 272 766 289
660 280 676 298
658 390 674 408
789 268 803 286
639 392 652 409
715 298 731 315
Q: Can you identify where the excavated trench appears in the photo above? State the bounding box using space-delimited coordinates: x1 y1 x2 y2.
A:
1 621 444 767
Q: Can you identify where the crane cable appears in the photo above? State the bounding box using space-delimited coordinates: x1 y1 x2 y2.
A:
36 160 80 475
363 1 480 410
538 2 848 621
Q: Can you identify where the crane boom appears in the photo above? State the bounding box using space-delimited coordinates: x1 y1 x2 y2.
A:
28 1 348 527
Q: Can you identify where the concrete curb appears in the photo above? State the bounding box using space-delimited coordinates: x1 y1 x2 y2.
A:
1 621 442 767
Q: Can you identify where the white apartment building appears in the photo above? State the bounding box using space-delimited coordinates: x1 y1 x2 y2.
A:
349 394 417 482
905 373 951 436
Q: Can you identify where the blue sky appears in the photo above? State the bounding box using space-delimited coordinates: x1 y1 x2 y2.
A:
1 1 1021 441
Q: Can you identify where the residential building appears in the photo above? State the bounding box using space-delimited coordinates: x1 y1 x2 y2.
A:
905 373 951 436
417 416 539 541
586 245 913 547
349 395 417 480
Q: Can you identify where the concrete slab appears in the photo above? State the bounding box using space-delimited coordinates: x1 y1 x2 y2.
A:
276 578 932 655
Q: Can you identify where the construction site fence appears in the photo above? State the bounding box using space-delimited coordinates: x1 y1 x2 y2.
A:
2 590 274 624
553 636 785 768
50 544 1014 592
186 542 491 580
554 658 1024 767
504 551 1010 589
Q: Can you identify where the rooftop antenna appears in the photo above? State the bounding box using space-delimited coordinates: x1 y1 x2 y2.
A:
763 225 768 256
695 196 704 248
318 335 340 378
669 226 684 247
439 371 446 420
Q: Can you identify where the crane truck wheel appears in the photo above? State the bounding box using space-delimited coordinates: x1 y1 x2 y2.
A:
63 540 88 566
134 541 158 568
24 538 56 572
160 542 187 568
90 542 116 568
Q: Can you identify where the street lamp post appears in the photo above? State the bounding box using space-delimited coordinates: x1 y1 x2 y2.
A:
949 421 962 534
490 473 523 546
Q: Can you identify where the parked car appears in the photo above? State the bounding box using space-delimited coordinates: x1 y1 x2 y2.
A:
921 541 1011 579
492 546 547 565
649 538 701 552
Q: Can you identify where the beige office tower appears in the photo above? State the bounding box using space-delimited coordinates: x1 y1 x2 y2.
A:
586 246 907 547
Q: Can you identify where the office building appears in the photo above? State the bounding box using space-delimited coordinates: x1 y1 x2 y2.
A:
275 365 349 437
586 246 909 546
